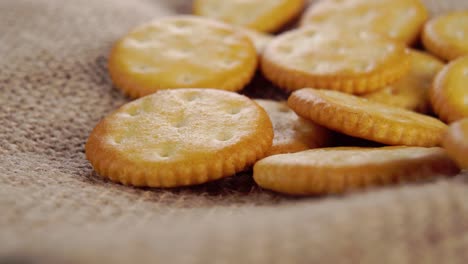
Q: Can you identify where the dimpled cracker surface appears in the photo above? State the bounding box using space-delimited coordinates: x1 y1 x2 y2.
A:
422 11 468 61
288 89 447 146
443 118 468 169
193 0 305 33
254 147 459 195
86 89 273 187
255 99 331 156
431 56 468 123
3 0 468 263
301 0 428 45
261 26 410 94
364 50 444 113
109 16 257 98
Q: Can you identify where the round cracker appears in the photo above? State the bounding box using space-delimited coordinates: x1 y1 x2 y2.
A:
288 88 447 147
85 89 273 187
254 146 459 195
422 11 468 61
193 0 305 33
430 56 468 123
301 0 428 45
364 50 444 113
255 99 331 156
109 16 257 98
442 118 468 169
261 26 411 94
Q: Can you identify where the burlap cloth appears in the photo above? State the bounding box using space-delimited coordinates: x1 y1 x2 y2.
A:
1 0 468 263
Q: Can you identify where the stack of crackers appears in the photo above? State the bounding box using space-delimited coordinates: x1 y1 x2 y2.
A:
86 0 468 195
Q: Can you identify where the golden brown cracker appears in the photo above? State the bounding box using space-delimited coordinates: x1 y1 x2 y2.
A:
364 50 444 113
442 118 468 169
254 147 459 195
261 26 410 94
255 99 331 155
193 0 305 33
422 11 468 61
109 16 257 98
288 88 447 147
301 0 428 45
86 89 273 187
430 56 468 123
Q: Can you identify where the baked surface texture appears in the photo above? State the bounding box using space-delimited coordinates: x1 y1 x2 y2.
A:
85 89 273 187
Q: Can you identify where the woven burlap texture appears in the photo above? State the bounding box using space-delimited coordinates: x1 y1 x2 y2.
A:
1 0 468 263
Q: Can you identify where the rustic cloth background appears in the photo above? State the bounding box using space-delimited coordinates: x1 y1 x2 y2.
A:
1 0 468 263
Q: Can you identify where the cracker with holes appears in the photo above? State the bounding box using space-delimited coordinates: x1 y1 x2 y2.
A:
422 11 468 61
254 99 331 156
430 56 468 123
85 89 273 187
364 50 444 114
288 88 447 147
193 0 305 33
300 0 428 45
261 26 410 94
109 15 257 98
254 147 459 195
